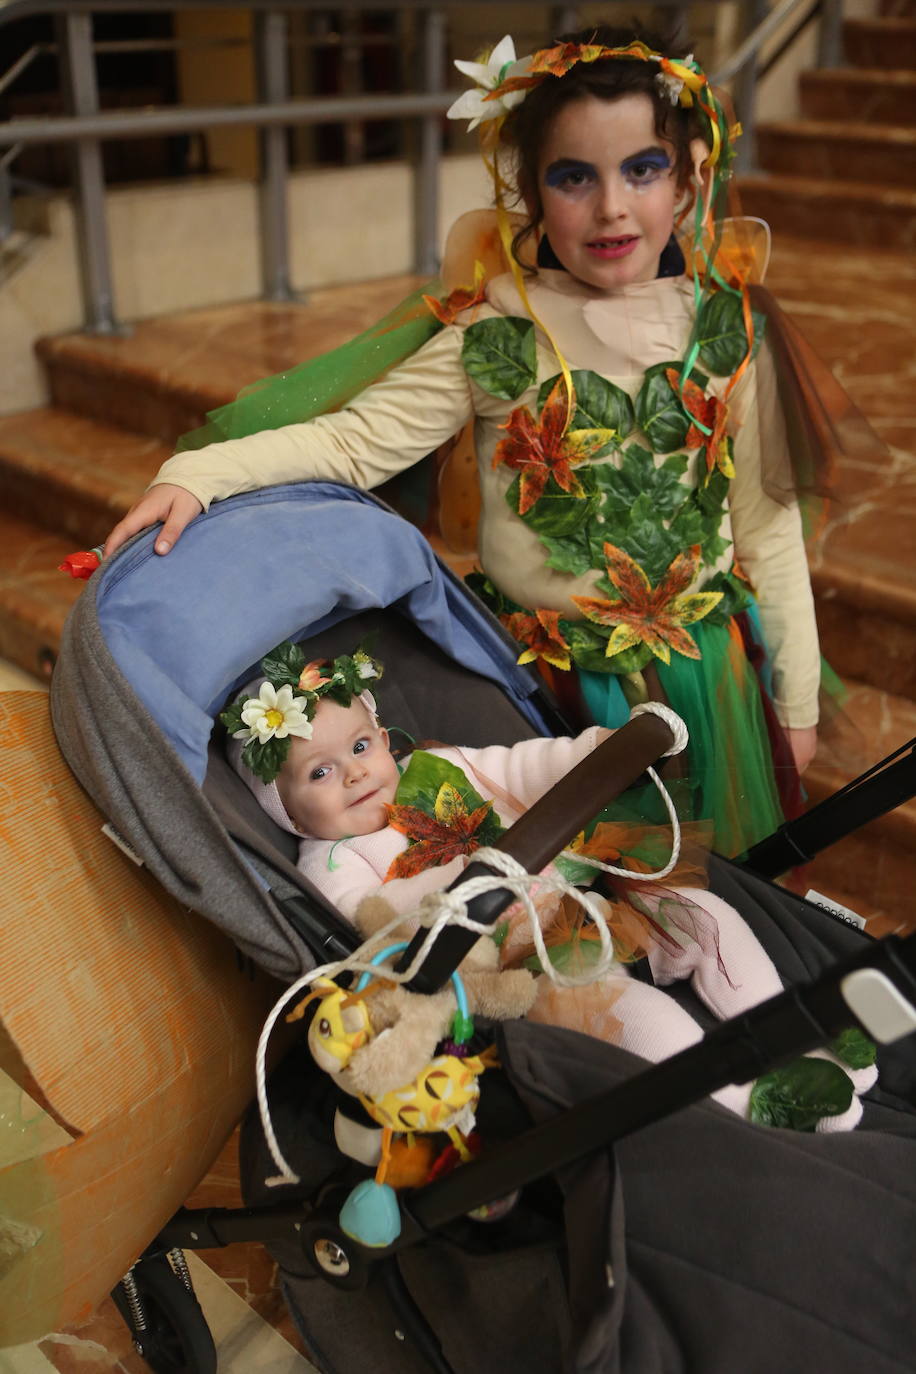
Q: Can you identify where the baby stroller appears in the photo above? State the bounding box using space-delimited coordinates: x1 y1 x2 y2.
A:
44 481 916 1374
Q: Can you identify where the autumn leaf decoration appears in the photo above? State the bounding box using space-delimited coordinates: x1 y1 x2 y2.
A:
493 378 614 515
502 608 571 670
665 368 734 480
572 542 723 664
424 261 487 326
385 782 498 881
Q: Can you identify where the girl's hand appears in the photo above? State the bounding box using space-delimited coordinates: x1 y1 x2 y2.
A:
104 484 203 559
787 725 818 775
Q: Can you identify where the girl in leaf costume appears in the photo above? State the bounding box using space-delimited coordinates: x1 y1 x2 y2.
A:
106 26 833 856
225 646 876 1132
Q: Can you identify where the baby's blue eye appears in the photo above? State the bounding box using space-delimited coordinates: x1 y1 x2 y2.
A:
353 738 369 755
310 765 330 781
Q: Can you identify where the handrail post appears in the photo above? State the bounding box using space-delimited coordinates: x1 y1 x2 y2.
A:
56 9 119 334
255 9 295 302
731 0 769 175
412 5 444 277
817 0 844 67
550 6 582 34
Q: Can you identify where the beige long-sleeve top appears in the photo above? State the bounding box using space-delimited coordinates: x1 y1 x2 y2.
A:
156 270 820 728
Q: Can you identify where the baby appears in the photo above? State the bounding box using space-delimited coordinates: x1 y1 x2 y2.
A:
225 644 875 1130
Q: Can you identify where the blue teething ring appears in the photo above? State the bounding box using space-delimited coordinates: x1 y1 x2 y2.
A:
355 941 469 1021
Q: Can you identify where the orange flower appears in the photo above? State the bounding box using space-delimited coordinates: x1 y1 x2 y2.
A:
493 378 613 515
502 608 571 670
572 542 723 664
384 783 496 880
298 660 330 692
665 368 733 479
424 261 487 326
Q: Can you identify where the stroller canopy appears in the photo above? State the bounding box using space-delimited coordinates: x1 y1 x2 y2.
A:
51 484 551 977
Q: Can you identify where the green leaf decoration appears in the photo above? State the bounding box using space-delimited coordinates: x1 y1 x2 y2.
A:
523 935 605 977
242 733 291 785
464 571 515 619
749 1057 853 1131
461 316 537 400
608 492 683 584
699 569 752 626
634 362 694 454
542 528 593 576
508 470 601 535
593 445 689 519
696 289 766 377
829 1028 877 1070
555 851 603 886
697 466 730 518
538 369 634 443
260 640 306 689
394 750 505 847
564 618 653 675
219 699 246 734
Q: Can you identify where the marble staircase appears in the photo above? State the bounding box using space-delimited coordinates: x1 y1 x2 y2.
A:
739 15 916 249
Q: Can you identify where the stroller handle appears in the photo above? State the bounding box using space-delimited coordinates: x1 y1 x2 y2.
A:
397 711 676 995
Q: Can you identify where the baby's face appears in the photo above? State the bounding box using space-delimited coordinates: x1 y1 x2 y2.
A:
276 697 400 841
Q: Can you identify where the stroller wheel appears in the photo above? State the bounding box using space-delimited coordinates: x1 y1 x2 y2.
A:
112 1254 217 1374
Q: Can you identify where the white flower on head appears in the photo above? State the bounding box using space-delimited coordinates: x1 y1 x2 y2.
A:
447 34 533 130
655 53 694 105
235 682 313 745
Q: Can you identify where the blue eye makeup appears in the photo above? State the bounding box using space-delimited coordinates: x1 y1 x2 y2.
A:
621 147 671 188
544 159 596 191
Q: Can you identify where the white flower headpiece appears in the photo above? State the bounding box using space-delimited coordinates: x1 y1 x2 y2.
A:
220 642 383 784
446 35 533 130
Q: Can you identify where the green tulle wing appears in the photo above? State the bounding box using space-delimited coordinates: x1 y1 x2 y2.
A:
176 280 445 451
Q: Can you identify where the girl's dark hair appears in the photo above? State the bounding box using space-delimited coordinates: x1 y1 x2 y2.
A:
502 25 704 265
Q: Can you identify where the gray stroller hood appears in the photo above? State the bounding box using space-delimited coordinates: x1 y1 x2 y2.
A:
50 482 555 979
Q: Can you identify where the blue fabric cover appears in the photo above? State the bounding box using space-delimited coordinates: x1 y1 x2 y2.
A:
94 484 551 783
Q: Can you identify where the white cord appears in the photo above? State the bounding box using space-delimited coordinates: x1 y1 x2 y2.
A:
257 702 688 1185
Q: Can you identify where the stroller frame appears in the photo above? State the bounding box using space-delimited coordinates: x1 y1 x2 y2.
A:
47 483 916 1374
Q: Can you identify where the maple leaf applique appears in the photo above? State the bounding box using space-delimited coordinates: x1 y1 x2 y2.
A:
665 368 734 479
571 542 723 664
424 261 487 326
493 378 614 515
502 608 571 670
384 783 497 881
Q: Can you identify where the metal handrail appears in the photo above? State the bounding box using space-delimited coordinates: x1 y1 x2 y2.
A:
0 0 842 333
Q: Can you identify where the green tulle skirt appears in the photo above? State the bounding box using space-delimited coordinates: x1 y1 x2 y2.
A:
579 613 791 859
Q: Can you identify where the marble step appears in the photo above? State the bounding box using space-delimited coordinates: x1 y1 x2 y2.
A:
843 16 916 69
34 275 424 441
0 406 168 548
800 67 916 126
756 119 916 188
736 172 916 249
792 681 916 938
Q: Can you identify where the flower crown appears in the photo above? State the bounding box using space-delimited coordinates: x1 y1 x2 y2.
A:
447 36 735 172
220 641 383 784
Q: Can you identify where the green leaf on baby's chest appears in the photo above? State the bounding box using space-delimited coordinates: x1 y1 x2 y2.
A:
538 369 634 444
461 316 537 399
695 289 766 377
394 750 505 846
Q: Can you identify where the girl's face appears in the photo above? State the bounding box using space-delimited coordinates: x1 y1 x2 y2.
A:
536 92 681 291
277 697 400 840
